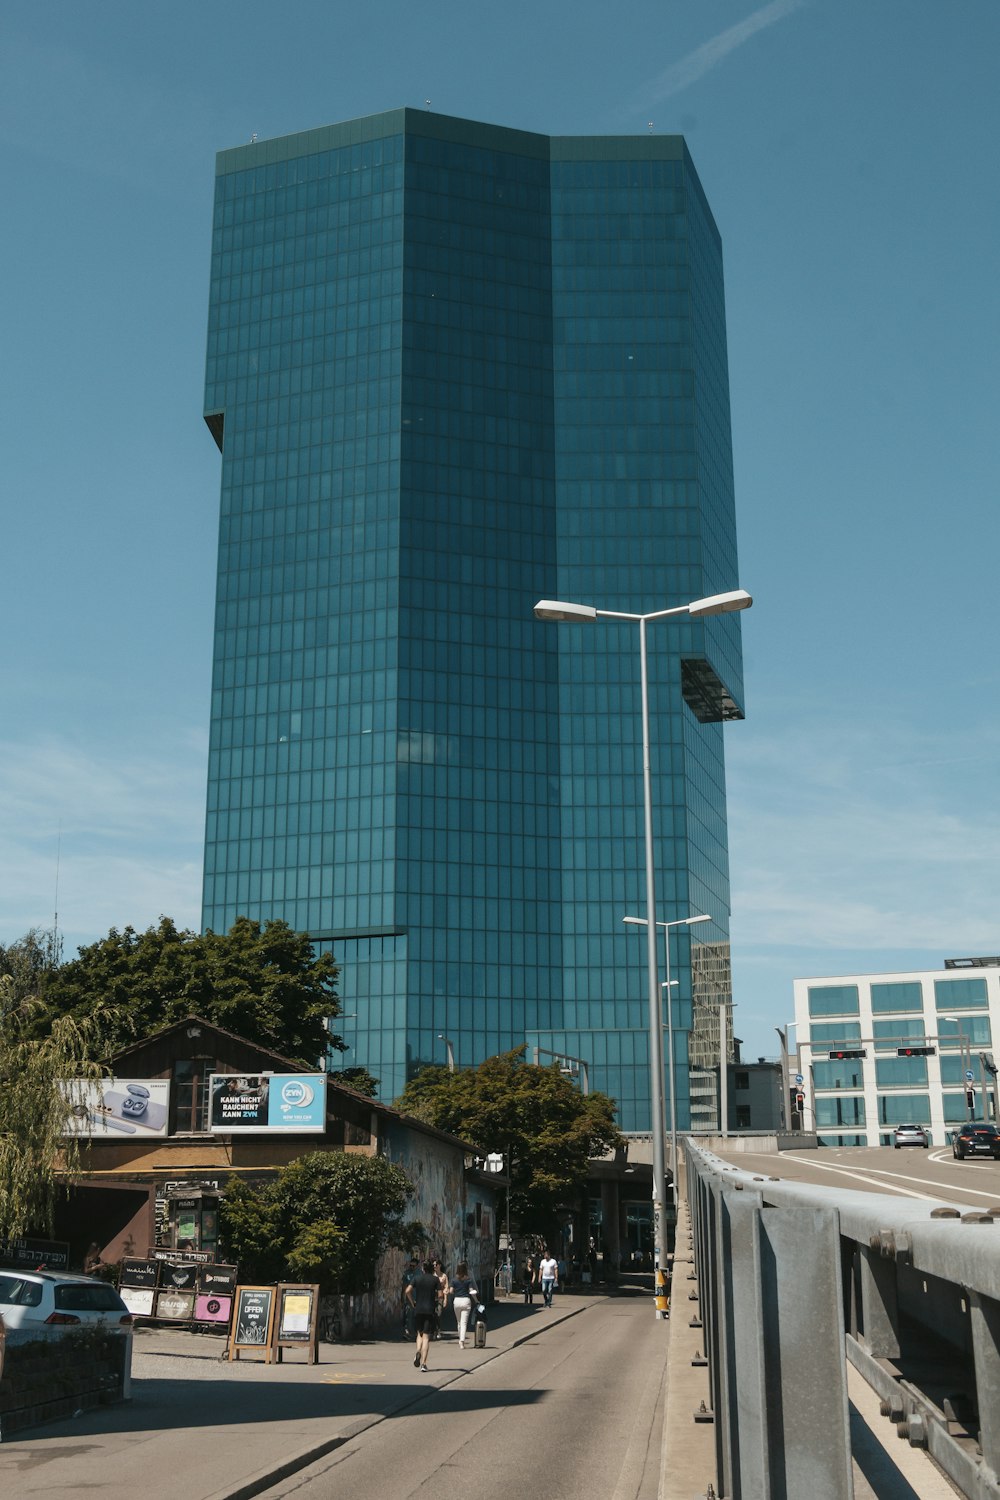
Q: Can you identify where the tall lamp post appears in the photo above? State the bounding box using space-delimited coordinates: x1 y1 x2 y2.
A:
942 1015 976 1120
536 588 752 1321
623 914 711 1209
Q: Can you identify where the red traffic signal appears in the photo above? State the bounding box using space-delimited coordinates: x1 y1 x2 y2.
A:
896 1045 935 1057
828 1049 866 1060
966 1089 976 1107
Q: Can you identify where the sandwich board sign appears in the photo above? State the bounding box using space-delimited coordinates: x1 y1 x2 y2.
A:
272 1283 320 1363
227 1285 276 1362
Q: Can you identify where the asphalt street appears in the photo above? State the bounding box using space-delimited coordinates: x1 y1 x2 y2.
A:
0 1288 664 1500
260 1296 668 1500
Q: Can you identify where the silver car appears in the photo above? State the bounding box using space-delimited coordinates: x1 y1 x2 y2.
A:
893 1123 928 1149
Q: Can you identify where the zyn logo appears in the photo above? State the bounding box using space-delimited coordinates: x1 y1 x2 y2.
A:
280 1078 315 1111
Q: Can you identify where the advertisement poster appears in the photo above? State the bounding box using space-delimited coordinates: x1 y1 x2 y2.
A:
159 1262 199 1292
195 1293 232 1324
121 1287 155 1318
120 1258 159 1289
208 1074 325 1133
199 1264 238 1295
156 1288 196 1320
62 1078 171 1138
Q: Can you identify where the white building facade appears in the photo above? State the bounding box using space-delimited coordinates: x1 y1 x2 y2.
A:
791 958 999 1147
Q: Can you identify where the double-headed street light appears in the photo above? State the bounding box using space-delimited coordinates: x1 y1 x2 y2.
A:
623 914 711 1211
535 588 752 1320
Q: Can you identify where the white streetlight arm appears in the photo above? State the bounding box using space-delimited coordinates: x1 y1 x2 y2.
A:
622 913 712 932
535 590 752 625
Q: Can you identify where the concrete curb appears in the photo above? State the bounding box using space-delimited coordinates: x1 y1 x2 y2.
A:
201 1299 598 1500
659 1202 715 1500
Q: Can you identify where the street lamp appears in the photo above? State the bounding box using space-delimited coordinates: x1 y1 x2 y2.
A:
775 1021 799 1130
537 588 751 1322
532 1045 590 1095
623 914 711 1209
942 1015 976 1119
437 1035 456 1073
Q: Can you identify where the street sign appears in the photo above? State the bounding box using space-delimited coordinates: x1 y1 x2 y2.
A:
966 1070 975 1081
794 1074 804 1085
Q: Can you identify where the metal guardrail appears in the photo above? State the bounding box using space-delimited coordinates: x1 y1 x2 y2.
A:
685 1139 1000 1498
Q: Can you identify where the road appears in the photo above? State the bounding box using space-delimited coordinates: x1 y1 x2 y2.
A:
711 1142 1000 1209
257 1297 666 1500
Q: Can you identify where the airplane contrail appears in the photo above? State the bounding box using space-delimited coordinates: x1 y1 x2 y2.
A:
644 0 806 103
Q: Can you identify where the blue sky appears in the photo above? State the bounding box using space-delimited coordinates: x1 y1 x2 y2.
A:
2 1 998 1062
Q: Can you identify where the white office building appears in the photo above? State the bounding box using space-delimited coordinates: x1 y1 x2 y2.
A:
790 956 999 1147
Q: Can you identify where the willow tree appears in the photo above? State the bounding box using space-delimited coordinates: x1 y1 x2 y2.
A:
0 976 108 1245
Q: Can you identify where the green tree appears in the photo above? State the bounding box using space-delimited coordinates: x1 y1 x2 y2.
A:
330 1065 380 1098
218 1152 415 1294
36 916 342 1065
0 1001 108 1245
0 928 61 1016
395 1048 623 1236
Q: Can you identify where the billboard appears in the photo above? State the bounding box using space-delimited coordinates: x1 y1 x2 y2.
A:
62 1078 171 1137
208 1074 326 1134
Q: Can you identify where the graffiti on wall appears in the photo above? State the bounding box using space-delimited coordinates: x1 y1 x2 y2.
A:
375 1123 497 1324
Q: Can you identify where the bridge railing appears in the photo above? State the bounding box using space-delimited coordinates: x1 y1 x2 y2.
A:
684 1139 1000 1498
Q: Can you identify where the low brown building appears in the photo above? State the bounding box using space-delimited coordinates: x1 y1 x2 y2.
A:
57 1015 498 1327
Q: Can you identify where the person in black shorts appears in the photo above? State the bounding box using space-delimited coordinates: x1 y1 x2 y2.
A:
405 1259 441 1371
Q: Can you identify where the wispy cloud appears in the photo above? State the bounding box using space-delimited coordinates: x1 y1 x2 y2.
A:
726 715 1000 955
641 0 806 104
0 732 206 952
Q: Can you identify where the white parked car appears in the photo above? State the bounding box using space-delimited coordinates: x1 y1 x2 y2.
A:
0 1269 134 1331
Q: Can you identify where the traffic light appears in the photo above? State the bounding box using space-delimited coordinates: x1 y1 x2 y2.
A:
828 1049 866 1060
981 1052 999 1077
966 1088 976 1108
896 1045 935 1057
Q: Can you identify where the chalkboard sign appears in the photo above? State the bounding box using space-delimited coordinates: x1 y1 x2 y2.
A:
273 1284 320 1363
227 1285 276 1362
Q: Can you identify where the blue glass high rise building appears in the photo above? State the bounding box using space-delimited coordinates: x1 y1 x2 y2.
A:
202 109 747 1130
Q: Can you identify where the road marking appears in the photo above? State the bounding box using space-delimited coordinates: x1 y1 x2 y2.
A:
773 1152 1000 1205
322 1372 385 1383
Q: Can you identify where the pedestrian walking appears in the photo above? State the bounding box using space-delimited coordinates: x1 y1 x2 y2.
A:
432 1258 448 1338
401 1256 419 1339
405 1259 442 1372
539 1249 559 1307
449 1261 479 1348
521 1252 537 1304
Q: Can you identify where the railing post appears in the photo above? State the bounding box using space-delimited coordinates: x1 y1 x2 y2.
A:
969 1290 1000 1479
720 1189 770 1495
720 1191 853 1498
856 1243 901 1359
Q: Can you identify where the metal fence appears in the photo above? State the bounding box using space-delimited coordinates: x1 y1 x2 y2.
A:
685 1140 1000 1498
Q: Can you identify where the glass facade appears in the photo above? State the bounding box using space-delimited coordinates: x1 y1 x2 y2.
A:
202 111 746 1127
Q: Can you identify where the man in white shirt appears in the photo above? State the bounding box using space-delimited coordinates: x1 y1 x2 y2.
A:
538 1250 558 1307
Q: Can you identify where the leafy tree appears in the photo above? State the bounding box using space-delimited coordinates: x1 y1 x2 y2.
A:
218 1152 416 1294
0 1004 108 1245
0 928 61 1016
35 916 343 1066
330 1066 380 1098
395 1048 623 1236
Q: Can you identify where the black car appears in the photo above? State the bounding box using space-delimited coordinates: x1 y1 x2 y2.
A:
952 1123 1000 1160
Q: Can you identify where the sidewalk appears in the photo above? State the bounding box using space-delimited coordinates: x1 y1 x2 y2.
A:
0 1289 611 1500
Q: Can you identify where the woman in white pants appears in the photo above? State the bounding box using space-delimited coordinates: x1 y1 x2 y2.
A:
449 1261 478 1349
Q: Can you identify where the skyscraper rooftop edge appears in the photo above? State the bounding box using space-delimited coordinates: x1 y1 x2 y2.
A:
215 106 690 176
